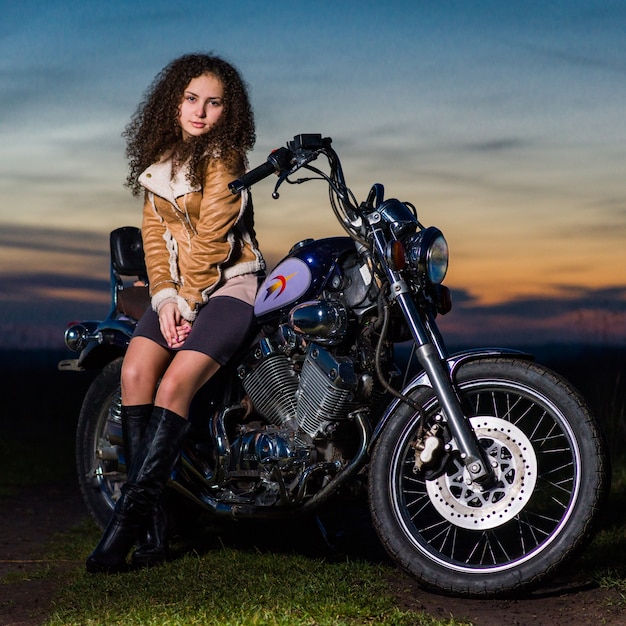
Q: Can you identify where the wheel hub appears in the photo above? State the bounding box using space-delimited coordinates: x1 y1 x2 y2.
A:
425 416 537 530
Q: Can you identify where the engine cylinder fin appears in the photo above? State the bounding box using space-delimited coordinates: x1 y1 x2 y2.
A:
297 346 357 438
242 354 299 426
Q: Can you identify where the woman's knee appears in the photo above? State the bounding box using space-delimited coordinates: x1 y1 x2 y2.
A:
120 358 143 390
121 338 170 394
152 372 186 407
121 353 163 401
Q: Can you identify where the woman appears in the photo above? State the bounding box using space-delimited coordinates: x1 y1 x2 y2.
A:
86 53 265 573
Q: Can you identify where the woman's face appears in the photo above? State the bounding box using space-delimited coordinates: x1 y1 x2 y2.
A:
178 73 224 140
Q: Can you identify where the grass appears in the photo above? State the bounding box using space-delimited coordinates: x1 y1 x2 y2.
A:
39 520 467 626
0 438 74 497
581 458 626 606
19 458 626 626
21 462 626 626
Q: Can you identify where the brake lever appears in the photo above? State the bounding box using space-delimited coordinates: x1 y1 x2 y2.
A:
271 149 322 199
272 170 291 199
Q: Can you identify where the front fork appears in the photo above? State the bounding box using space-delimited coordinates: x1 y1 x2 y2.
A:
371 232 495 485
397 294 494 485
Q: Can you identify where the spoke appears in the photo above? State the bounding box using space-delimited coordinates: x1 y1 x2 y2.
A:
518 510 555 540
489 529 512 562
471 533 497 565
516 513 543 550
528 411 548 440
489 391 498 417
516 516 528 555
538 461 575 482
509 395 533 425
540 444 574 454
538 420 561 449
537 478 575 500
547 492 570 511
406 493 433 520
433 522 454 554
502 393 526 422
424 519 454 546
402 473 424 486
532 481 571 509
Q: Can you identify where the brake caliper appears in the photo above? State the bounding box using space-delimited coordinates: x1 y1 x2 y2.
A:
411 422 445 473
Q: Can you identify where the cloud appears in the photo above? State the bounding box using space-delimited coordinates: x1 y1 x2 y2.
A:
516 40 626 76
461 138 527 153
440 284 626 347
0 223 108 259
0 0 624 349
0 272 110 349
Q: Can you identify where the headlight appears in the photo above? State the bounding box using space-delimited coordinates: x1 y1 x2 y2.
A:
403 227 449 284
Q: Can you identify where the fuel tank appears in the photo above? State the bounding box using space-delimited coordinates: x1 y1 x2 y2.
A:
254 237 356 322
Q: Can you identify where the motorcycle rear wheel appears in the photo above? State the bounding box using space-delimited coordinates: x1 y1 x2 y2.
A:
368 357 609 597
75 358 125 529
75 357 203 532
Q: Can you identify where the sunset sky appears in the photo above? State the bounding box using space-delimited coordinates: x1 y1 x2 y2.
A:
1 0 624 349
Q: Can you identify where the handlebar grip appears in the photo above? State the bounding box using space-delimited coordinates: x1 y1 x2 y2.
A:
229 146 294 194
229 160 277 194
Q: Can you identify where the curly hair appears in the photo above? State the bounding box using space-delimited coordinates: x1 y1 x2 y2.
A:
124 53 255 196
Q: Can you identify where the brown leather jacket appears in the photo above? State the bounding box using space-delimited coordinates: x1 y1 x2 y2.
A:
138 153 265 322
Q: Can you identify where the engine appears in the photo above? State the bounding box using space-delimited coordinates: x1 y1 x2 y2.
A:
236 323 363 458
225 276 385 504
206 255 387 504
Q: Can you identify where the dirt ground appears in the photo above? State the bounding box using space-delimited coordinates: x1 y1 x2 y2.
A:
1 481 625 626
0 483 85 626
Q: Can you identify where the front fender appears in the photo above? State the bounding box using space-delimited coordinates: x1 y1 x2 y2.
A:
371 347 533 447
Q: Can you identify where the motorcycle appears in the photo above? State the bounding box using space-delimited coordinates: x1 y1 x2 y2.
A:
60 134 608 596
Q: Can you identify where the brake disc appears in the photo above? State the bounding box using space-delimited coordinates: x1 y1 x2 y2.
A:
425 416 538 530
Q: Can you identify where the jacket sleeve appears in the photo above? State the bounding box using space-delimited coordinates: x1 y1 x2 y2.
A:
142 191 180 310
176 156 246 320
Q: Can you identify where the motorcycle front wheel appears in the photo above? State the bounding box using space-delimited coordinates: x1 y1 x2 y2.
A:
369 357 609 597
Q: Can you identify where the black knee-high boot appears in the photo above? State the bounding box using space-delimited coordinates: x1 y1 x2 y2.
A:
121 404 170 568
86 407 190 573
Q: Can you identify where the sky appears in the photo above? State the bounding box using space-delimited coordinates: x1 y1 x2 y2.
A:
0 0 624 349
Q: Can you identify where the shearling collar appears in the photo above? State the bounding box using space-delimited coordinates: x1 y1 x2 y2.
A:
138 158 200 206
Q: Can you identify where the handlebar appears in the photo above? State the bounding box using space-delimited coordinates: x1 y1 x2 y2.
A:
227 134 365 242
228 146 294 194
229 134 334 195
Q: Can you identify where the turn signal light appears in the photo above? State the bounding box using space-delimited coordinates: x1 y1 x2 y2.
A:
386 240 406 270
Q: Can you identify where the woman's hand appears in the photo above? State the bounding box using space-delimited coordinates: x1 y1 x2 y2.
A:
158 301 192 348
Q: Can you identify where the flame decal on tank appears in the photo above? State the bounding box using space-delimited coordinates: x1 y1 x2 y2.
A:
263 272 297 300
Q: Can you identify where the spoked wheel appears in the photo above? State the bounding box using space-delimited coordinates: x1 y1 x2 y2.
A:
75 358 126 529
369 357 608 597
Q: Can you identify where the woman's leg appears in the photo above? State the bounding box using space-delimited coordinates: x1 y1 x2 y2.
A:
86 348 220 573
86 337 173 573
86 404 190 573
124 349 220 568
121 336 173 405
153 349 221 418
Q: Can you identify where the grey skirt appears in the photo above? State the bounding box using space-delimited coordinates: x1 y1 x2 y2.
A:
133 295 255 365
